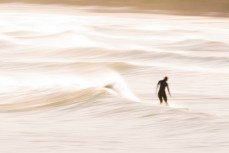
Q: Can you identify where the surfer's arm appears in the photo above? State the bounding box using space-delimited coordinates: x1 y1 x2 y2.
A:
156 81 160 94
167 84 171 96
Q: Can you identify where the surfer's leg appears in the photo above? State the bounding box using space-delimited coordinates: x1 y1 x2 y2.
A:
163 94 168 106
158 93 163 105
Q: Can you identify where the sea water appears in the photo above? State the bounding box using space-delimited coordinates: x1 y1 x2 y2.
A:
0 3 228 153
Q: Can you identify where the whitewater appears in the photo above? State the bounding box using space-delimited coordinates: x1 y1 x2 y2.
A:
0 3 229 153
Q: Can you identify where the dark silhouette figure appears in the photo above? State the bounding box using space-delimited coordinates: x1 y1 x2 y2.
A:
156 76 171 106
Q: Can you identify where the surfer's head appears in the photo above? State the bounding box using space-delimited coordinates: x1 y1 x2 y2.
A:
164 76 168 81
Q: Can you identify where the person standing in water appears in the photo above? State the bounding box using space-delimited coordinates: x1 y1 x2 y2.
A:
156 76 171 106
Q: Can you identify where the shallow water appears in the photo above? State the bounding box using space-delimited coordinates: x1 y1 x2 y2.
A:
0 3 229 153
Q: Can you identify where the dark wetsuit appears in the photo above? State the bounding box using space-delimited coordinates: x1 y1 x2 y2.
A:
157 80 168 103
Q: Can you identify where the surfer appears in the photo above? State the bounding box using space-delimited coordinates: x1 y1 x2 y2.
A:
156 76 171 106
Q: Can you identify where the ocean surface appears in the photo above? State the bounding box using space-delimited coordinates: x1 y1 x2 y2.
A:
0 3 229 153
